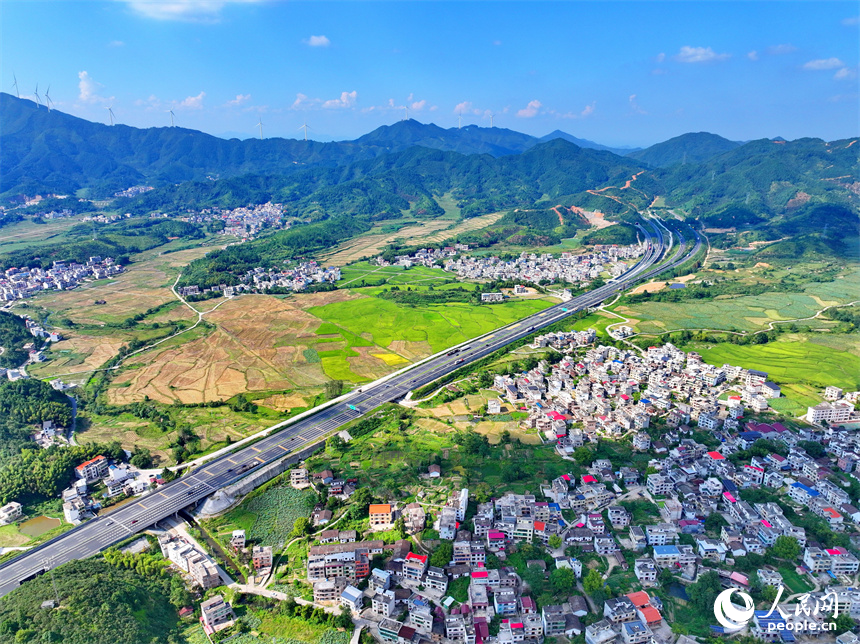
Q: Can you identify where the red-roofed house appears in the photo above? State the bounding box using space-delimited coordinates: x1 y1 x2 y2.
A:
582 475 597 484
75 455 108 482
402 552 428 581
487 531 506 550
637 605 662 627
706 451 725 461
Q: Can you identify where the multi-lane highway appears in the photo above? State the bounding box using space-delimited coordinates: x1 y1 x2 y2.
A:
0 217 700 597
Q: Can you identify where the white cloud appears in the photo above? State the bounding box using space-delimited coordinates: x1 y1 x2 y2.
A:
516 99 541 118
628 95 646 115
580 102 595 118
179 91 205 109
411 99 426 111
767 43 797 55
675 46 731 63
322 90 357 109
108 40 125 48
292 93 310 109
454 101 473 114
835 67 857 80
656 52 666 63
226 93 251 106
747 50 759 61
842 16 859 26
304 35 331 47
78 71 113 104
803 57 845 70
121 0 265 23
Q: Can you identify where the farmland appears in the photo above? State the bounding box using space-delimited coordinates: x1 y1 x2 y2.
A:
205 484 315 549
308 295 552 358
316 210 504 266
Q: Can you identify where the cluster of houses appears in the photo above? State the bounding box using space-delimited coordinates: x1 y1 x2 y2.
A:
485 342 800 455
62 455 151 525
0 256 123 301
374 245 471 269
113 185 154 198
443 245 646 286
177 260 341 299
177 201 287 240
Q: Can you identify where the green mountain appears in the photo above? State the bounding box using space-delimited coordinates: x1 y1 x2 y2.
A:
654 137 859 216
0 94 635 197
627 132 741 167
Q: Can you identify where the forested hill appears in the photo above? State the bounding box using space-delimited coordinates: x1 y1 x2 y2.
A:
128 139 650 221
627 132 742 167
0 94 628 197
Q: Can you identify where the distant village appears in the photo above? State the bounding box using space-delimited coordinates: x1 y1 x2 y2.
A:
177 260 341 298
176 201 288 239
0 256 123 301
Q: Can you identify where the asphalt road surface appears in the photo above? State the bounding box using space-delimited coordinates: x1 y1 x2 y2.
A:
0 217 700 597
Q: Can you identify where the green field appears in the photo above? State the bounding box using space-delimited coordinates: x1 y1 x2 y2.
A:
696 340 860 390
206 484 315 549
309 296 552 355
614 268 860 334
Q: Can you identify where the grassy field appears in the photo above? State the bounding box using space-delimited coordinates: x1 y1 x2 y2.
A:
613 266 860 334
207 484 315 549
316 211 504 266
0 216 91 254
695 340 860 390
309 296 552 357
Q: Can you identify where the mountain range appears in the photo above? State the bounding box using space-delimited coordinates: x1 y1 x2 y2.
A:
1 93 857 225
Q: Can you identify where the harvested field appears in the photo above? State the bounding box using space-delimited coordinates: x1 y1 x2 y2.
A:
108 293 359 404
20 246 215 326
28 333 129 379
318 212 504 266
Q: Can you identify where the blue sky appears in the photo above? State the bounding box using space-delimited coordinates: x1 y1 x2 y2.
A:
2 1 857 146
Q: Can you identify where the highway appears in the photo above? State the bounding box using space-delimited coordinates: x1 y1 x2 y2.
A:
0 216 700 597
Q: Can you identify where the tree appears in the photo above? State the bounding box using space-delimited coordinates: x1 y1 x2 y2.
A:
831 613 856 635
550 568 576 595
130 447 153 469
771 535 800 561
583 569 603 594
760 584 779 603
324 380 345 400
548 534 563 549
326 435 345 454
291 516 311 538
573 447 594 466
687 571 722 613
430 542 453 568
704 512 727 533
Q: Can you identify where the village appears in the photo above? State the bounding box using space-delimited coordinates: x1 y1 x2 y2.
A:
180 331 860 644
0 256 124 301
176 259 341 298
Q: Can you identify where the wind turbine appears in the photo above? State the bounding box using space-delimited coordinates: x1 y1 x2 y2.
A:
105 105 115 126
257 117 264 140
298 122 310 141
489 113 495 128
11 73 19 99
403 106 409 121
33 83 41 108
168 109 175 127
458 112 462 129
44 85 54 112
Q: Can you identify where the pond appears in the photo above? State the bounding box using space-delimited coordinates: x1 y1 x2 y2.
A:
19 515 61 538
667 582 689 600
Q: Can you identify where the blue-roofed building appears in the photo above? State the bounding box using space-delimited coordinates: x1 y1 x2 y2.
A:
621 620 652 644
652 545 680 567
722 478 738 493
788 481 820 505
752 610 795 642
738 431 762 448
